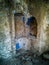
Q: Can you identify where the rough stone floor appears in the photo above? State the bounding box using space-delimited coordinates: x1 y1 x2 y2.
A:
0 50 49 65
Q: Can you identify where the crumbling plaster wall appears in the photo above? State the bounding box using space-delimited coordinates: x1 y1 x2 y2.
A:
0 0 49 58
45 9 49 51
14 15 31 50
32 5 49 53
27 1 49 53
37 6 49 53
0 10 12 58
8 2 49 53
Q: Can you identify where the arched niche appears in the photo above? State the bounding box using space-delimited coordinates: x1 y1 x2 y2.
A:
14 13 25 38
27 16 37 37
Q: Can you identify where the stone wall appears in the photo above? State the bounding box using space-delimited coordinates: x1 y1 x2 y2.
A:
25 2 49 53
0 0 49 58
0 11 12 58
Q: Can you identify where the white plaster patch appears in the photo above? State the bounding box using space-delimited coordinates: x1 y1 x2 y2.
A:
16 37 31 50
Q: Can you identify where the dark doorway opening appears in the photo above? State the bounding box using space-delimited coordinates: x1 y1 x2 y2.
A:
27 16 37 37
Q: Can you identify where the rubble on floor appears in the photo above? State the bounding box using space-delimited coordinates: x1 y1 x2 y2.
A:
0 50 49 65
